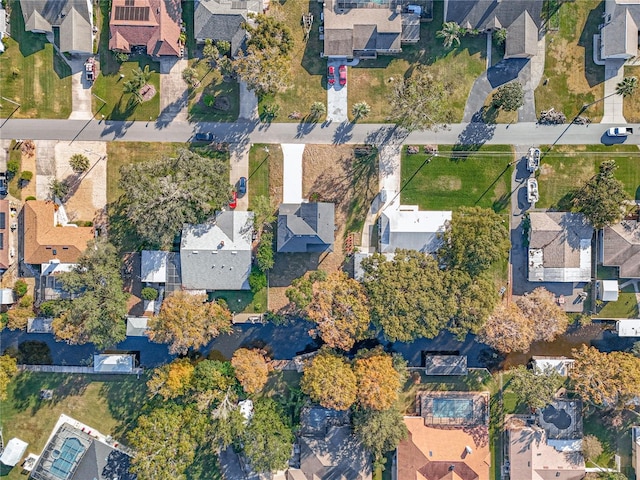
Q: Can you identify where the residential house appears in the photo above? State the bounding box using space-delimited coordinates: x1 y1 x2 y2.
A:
323 0 420 59
602 220 640 278
600 0 640 60
379 206 451 254
445 0 542 59
532 356 575 377
180 210 254 291
633 426 639 480
194 0 262 57
423 354 468 376
397 391 490 480
528 212 593 282
30 414 135 480
23 201 93 266
109 0 182 57
20 0 93 54
507 399 585 480
287 406 372 480
0 199 10 271
277 203 335 253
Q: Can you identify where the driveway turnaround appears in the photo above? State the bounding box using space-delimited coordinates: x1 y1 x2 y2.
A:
327 59 348 122
281 143 304 203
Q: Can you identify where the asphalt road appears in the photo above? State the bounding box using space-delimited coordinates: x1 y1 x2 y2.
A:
1 118 639 145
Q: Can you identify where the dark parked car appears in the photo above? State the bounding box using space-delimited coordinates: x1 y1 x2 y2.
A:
0 173 7 196
237 177 247 196
195 132 213 142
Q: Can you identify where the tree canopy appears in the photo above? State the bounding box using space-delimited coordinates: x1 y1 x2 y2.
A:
571 345 640 407
128 404 207 480
231 348 270 394
52 239 128 350
353 408 408 462
508 365 565 410
387 65 454 132
118 148 230 248
147 291 232 355
439 206 510 276
571 160 630 229
516 288 568 342
301 350 357 411
0 355 18 401
361 250 455 342
305 271 371 351
147 358 195 399
492 82 524 111
478 303 534 354
354 352 401 411
447 270 499 339
242 398 294 473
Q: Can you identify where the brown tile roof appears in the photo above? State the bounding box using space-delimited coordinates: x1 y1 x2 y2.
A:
23 201 93 265
603 222 640 278
0 200 9 270
398 416 490 480
109 0 181 56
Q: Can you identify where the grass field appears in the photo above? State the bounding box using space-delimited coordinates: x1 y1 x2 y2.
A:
260 0 326 121
536 145 640 209
348 1 486 123
534 0 605 121
8 142 22 199
248 144 284 209
92 1 160 120
623 66 640 122
106 142 186 203
0 4 72 119
400 145 514 213
596 292 639 319
187 59 239 122
0 372 148 480
211 288 268 314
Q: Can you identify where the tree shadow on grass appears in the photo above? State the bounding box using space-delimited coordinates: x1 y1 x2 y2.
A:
10 372 91 415
99 376 149 437
106 199 147 254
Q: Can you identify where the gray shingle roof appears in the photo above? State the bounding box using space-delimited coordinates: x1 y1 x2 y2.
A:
529 212 593 269
602 4 640 59
505 10 538 58
194 0 262 55
446 0 542 31
180 211 254 290
277 203 334 253
21 0 92 53
602 222 640 278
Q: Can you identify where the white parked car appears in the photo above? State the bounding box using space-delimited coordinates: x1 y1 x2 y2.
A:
527 178 539 204
607 127 633 137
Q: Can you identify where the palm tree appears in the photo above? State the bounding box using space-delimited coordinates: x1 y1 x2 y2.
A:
131 65 152 89
616 76 638 97
123 79 143 104
352 101 371 120
310 101 326 119
436 22 462 49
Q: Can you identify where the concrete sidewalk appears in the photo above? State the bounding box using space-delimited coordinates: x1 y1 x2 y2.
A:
602 59 626 124
281 143 305 203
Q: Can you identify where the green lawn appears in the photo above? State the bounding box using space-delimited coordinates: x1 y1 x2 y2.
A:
0 372 148 480
348 1 487 123
259 0 326 121
92 1 160 120
582 410 634 473
537 145 640 209
0 3 72 119
534 0 605 121
187 59 240 122
596 292 639 319
400 145 514 213
8 141 22 199
106 142 186 203
248 144 271 208
211 288 268 314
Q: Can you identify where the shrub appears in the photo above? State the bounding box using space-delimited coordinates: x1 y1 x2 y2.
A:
69 153 90 173
11 67 19 77
256 232 274 272
114 51 129 63
20 171 33 182
141 287 159 301
249 267 267 293
39 300 71 318
50 179 70 200
7 159 19 176
492 82 524 111
204 94 216 107
13 279 28 298
264 310 287 325
25 196 36 201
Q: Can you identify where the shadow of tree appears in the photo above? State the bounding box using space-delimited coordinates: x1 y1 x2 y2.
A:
452 109 497 160
10 372 91 415
99 376 149 437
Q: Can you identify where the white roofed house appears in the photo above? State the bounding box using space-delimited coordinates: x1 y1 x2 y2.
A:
378 207 451 254
180 211 254 291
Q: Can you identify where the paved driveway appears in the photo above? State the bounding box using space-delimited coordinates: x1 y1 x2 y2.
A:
158 57 188 123
67 55 94 120
327 59 348 122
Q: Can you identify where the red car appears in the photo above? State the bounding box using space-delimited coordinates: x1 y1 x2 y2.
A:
327 66 335 85
229 191 237 209
339 65 347 86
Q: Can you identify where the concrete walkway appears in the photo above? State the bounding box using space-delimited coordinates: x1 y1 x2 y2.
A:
158 57 189 123
602 59 626 124
281 144 305 203
229 142 249 211
67 56 94 120
519 37 546 123
239 80 258 121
